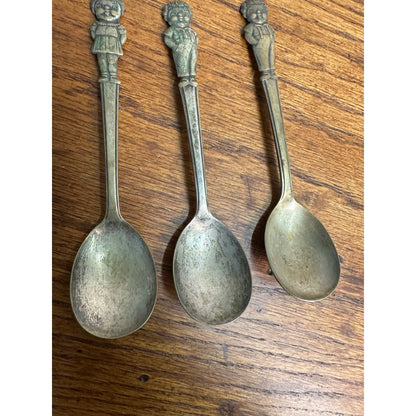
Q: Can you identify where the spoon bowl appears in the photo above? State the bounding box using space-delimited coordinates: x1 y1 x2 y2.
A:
265 198 340 301
173 215 251 325
71 219 157 338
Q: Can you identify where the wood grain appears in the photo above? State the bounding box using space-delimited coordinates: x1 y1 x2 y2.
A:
53 0 363 414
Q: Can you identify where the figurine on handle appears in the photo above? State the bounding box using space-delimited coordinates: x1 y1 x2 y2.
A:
162 1 198 86
90 0 127 83
240 0 276 79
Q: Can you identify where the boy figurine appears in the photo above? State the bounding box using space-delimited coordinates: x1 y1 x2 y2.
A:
240 0 275 77
162 1 198 84
90 0 127 82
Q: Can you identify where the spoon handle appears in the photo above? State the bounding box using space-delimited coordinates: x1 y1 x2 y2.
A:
162 1 209 218
90 0 127 220
240 0 293 199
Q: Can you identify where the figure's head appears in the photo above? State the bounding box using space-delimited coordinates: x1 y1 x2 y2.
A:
91 0 125 22
240 0 268 24
162 1 192 28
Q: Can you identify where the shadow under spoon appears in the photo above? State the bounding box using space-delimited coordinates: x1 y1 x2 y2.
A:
70 4 157 338
163 1 251 325
240 0 340 301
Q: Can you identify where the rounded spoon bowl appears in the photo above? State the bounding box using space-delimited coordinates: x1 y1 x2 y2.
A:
71 218 157 338
265 198 339 301
173 215 251 325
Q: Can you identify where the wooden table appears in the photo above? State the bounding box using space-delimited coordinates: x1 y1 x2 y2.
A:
53 0 363 414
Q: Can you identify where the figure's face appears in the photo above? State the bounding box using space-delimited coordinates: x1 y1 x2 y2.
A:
94 0 122 22
168 7 191 28
248 6 267 24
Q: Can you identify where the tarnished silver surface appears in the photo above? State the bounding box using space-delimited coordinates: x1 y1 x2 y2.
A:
70 0 157 338
241 0 340 301
163 1 252 325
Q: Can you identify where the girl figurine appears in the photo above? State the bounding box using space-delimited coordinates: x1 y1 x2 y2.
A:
240 0 275 76
162 1 198 83
90 0 127 82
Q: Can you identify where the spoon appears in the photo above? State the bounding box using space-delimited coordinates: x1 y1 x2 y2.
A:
240 0 340 301
70 0 157 338
163 1 252 324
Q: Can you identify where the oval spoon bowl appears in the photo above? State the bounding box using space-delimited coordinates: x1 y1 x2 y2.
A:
70 219 157 339
265 198 340 301
173 215 251 325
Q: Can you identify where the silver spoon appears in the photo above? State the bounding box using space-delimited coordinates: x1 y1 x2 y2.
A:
163 1 252 325
241 0 340 301
70 0 157 338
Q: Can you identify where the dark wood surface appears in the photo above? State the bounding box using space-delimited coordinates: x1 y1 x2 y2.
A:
52 0 363 414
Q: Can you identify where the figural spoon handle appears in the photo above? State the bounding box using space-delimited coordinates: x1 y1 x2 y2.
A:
240 0 294 200
90 0 127 220
162 1 210 218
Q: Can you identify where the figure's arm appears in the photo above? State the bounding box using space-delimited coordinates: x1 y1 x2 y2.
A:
90 21 97 40
118 24 127 45
267 23 275 41
164 27 177 49
190 28 198 45
243 23 258 45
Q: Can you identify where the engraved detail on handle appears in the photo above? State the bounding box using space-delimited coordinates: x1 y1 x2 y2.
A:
241 0 293 198
179 83 209 217
100 82 121 220
261 75 293 198
91 0 126 219
163 1 209 217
